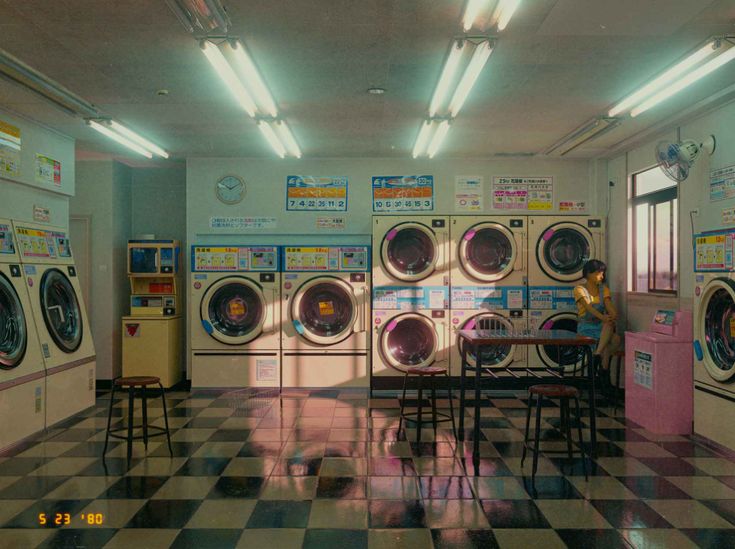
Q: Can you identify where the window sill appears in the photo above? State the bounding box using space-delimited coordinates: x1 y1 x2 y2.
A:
626 292 679 306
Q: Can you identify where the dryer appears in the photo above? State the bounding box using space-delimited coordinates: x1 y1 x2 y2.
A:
190 245 280 388
0 220 45 450
528 216 604 310
372 215 449 311
692 229 735 450
282 246 370 388
12 220 95 427
528 309 586 373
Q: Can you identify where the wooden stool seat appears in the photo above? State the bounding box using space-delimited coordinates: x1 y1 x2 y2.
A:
529 384 580 399
405 365 447 376
115 376 160 387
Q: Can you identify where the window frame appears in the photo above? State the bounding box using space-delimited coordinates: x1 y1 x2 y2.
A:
630 168 678 295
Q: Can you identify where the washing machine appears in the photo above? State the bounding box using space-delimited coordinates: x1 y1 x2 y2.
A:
372 309 449 383
692 229 735 450
0 219 45 450
190 245 280 388
528 216 604 310
449 309 527 377
12 220 96 427
372 215 449 311
527 309 586 373
281 246 370 388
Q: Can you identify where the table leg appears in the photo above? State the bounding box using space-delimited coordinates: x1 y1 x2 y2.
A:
587 346 598 458
126 386 134 468
458 340 467 441
473 344 482 462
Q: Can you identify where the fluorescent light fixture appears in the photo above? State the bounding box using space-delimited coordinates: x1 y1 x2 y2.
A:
258 121 286 158
228 40 278 118
165 0 230 33
544 117 620 156
201 40 257 117
496 0 521 31
609 41 718 117
429 41 466 117
412 120 435 158
87 120 153 158
631 44 735 117
448 40 493 117
275 120 302 158
463 0 491 32
108 121 169 159
427 120 450 158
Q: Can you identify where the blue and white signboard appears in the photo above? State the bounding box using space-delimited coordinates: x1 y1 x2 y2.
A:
372 175 434 212
286 175 348 211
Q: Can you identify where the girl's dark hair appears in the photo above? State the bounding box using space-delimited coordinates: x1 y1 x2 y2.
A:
583 259 607 281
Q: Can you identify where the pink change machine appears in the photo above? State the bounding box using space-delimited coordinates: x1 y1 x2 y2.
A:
624 310 693 434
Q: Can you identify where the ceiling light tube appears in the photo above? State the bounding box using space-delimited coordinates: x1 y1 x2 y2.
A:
631 44 735 117
228 40 278 118
544 117 620 156
87 120 153 158
429 41 466 117
108 121 169 159
201 41 257 117
258 121 286 158
609 41 718 117
427 120 450 158
203 0 231 31
412 120 435 158
275 120 302 158
448 41 493 117
496 0 521 31
462 0 491 32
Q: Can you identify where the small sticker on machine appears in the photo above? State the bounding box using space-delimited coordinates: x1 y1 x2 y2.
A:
256 359 278 382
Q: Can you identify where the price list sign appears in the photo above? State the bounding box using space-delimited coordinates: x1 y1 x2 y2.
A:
372 175 434 212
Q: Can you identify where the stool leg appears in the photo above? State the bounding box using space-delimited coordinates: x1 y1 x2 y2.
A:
398 372 409 435
532 393 543 483
141 386 149 450
563 399 573 463
615 355 623 412
416 375 424 443
445 373 457 441
430 376 438 437
126 386 135 467
574 396 588 480
158 382 173 457
521 393 534 467
102 383 117 462
458 345 467 441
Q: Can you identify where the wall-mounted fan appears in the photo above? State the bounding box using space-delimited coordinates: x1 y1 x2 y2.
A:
655 135 716 182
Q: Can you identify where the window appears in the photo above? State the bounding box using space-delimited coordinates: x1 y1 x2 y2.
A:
629 166 678 293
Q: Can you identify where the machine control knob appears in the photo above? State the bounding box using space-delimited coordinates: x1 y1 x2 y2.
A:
284 282 292 290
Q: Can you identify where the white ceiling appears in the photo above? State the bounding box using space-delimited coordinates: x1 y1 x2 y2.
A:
0 0 734 161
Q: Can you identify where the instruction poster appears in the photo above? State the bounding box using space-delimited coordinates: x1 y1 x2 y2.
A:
35 154 61 187
633 350 653 390
286 175 347 211
372 175 434 212
454 175 483 211
694 233 732 271
0 119 21 177
492 176 553 210
723 207 735 226
710 164 735 202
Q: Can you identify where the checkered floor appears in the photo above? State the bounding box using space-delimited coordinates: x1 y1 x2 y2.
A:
1 387 735 548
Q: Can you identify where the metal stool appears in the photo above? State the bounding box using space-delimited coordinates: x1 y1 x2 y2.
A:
522 384 587 485
397 365 457 443
103 376 173 466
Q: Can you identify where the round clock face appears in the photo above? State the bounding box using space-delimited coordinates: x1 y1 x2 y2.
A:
216 175 245 205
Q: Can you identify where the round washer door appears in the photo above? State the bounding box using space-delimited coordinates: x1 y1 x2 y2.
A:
536 222 595 282
291 276 358 345
458 312 515 369
201 276 267 345
535 311 585 373
40 268 82 353
459 222 516 282
0 272 27 369
697 277 735 382
380 222 438 282
380 312 437 371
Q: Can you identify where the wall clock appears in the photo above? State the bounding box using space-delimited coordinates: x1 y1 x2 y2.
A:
215 175 246 205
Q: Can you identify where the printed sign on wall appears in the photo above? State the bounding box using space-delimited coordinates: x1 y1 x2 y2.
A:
633 350 653 390
209 217 277 230
372 175 434 212
710 164 735 202
35 154 61 187
316 216 345 230
286 175 347 211
559 201 586 212
0 119 21 177
33 205 50 223
492 176 553 210
454 175 483 212
723 207 735 226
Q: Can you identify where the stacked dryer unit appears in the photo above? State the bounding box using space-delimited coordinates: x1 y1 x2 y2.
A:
281 245 370 387
527 216 604 371
692 229 735 450
449 216 528 375
190 245 281 388
13 220 96 427
0 220 46 450
372 216 449 384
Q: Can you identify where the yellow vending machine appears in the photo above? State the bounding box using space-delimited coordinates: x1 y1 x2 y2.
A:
122 239 183 387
